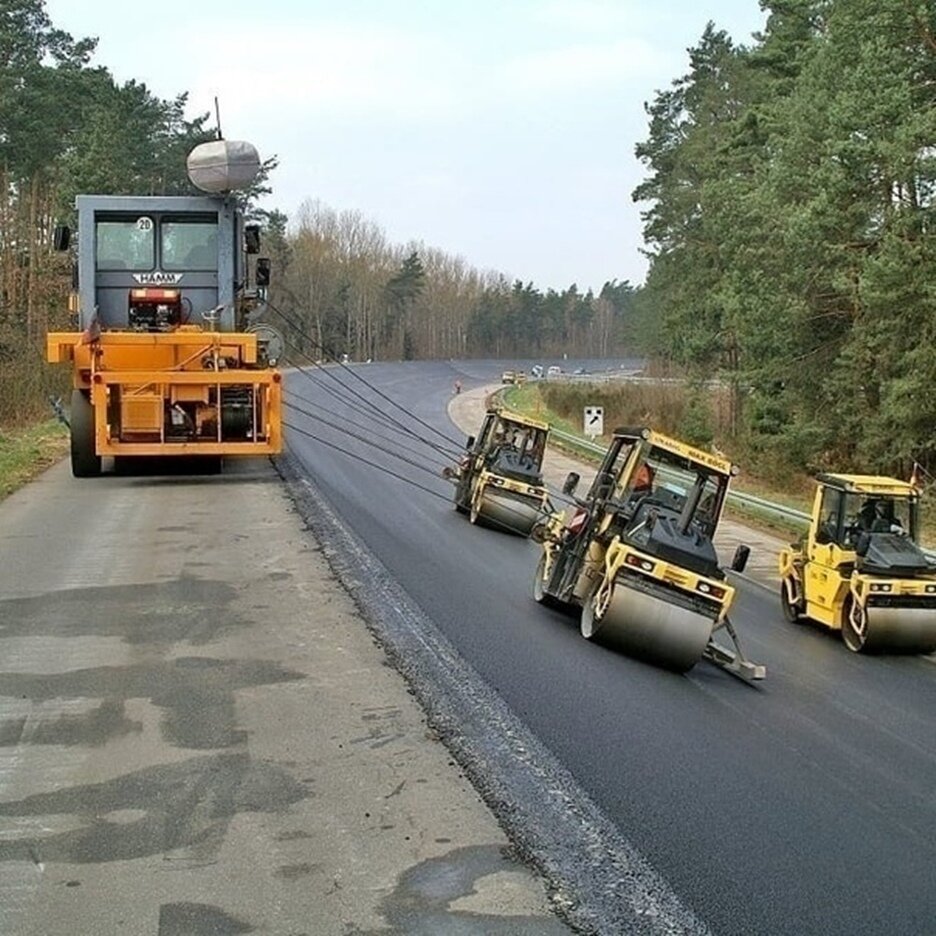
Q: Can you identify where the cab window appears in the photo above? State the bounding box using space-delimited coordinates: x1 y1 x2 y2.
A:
161 219 218 271
95 217 155 270
817 487 843 545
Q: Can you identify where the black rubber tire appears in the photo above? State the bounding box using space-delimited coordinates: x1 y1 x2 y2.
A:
70 389 101 478
841 595 869 653
192 456 223 475
780 578 805 624
533 552 568 610
453 477 470 514
580 580 603 640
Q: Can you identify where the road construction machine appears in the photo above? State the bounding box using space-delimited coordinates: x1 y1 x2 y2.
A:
532 427 765 682
778 474 936 653
445 407 550 535
46 140 283 476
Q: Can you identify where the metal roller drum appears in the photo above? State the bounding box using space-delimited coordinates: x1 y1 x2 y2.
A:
581 578 716 672
849 605 936 654
471 490 541 536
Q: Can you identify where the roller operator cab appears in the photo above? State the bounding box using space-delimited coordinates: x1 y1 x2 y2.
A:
46 140 283 477
444 407 551 536
779 474 936 653
532 427 765 682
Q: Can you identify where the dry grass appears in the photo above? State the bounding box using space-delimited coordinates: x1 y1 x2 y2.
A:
508 379 816 518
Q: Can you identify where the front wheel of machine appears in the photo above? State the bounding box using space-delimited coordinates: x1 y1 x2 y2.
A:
842 595 869 653
532 553 563 609
580 583 603 640
453 479 470 514
780 578 805 624
193 456 223 475
70 389 101 478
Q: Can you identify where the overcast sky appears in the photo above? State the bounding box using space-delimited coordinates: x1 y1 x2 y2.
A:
45 0 767 292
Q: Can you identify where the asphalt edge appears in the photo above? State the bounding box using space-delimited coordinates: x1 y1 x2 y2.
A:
274 450 713 936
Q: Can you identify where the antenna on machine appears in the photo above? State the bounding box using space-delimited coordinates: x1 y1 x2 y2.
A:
214 96 223 140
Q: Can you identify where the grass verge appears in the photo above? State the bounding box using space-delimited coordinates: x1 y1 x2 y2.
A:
0 420 69 502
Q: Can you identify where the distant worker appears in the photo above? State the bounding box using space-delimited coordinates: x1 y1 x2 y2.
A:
453 380 462 395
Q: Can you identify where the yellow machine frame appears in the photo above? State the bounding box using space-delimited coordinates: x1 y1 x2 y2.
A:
48 327 282 457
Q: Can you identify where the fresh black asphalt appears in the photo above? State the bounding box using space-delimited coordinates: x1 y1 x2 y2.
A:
283 359 936 936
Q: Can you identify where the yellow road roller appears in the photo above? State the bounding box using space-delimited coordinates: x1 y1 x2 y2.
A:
445 407 550 535
778 474 936 653
532 427 764 681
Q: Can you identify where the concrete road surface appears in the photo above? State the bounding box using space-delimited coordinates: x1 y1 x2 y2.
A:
0 458 568 935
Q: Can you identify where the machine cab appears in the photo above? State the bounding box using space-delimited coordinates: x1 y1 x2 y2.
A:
472 409 548 485
76 195 245 332
584 428 741 580
807 474 929 579
808 475 919 558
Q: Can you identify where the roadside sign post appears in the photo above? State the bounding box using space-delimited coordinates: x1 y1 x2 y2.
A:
584 406 604 439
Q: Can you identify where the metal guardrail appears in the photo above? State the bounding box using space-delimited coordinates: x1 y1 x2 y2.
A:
548 427 812 525
527 372 726 389
497 387 936 564
547 427 936 568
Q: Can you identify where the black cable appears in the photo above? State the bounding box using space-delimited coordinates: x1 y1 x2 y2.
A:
278 333 461 459
266 298 465 452
284 396 451 481
283 420 453 503
280 333 464 460
261 296 575 529
285 417 567 531
284 388 452 471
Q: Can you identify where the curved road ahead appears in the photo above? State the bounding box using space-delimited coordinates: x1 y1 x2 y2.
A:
284 359 936 936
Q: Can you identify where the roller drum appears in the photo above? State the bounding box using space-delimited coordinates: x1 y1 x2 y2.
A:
859 606 936 654
582 578 715 672
473 490 541 535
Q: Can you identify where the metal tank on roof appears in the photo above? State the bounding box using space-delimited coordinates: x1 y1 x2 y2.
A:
186 140 261 193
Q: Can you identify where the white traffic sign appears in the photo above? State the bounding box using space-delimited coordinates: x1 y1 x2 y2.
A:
584 406 604 438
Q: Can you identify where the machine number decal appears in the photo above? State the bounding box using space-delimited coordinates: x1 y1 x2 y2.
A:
136 216 153 231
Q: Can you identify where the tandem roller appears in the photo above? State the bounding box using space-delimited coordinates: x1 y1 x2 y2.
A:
532 427 765 683
447 407 551 537
779 473 936 655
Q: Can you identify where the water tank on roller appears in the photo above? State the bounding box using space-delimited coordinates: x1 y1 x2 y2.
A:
187 140 261 193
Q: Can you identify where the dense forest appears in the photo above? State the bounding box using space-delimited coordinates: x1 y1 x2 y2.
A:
634 0 936 476
0 0 636 424
0 0 223 419
6 0 935 482
271 198 637 363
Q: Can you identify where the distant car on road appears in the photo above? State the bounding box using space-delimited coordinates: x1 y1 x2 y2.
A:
530 364 544 378
546 365 561 378
501 370 516 384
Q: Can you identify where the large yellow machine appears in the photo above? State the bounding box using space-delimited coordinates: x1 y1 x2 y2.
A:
46 140 283 476
445 407 550 535
779 473 936 653
532 427 764 681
